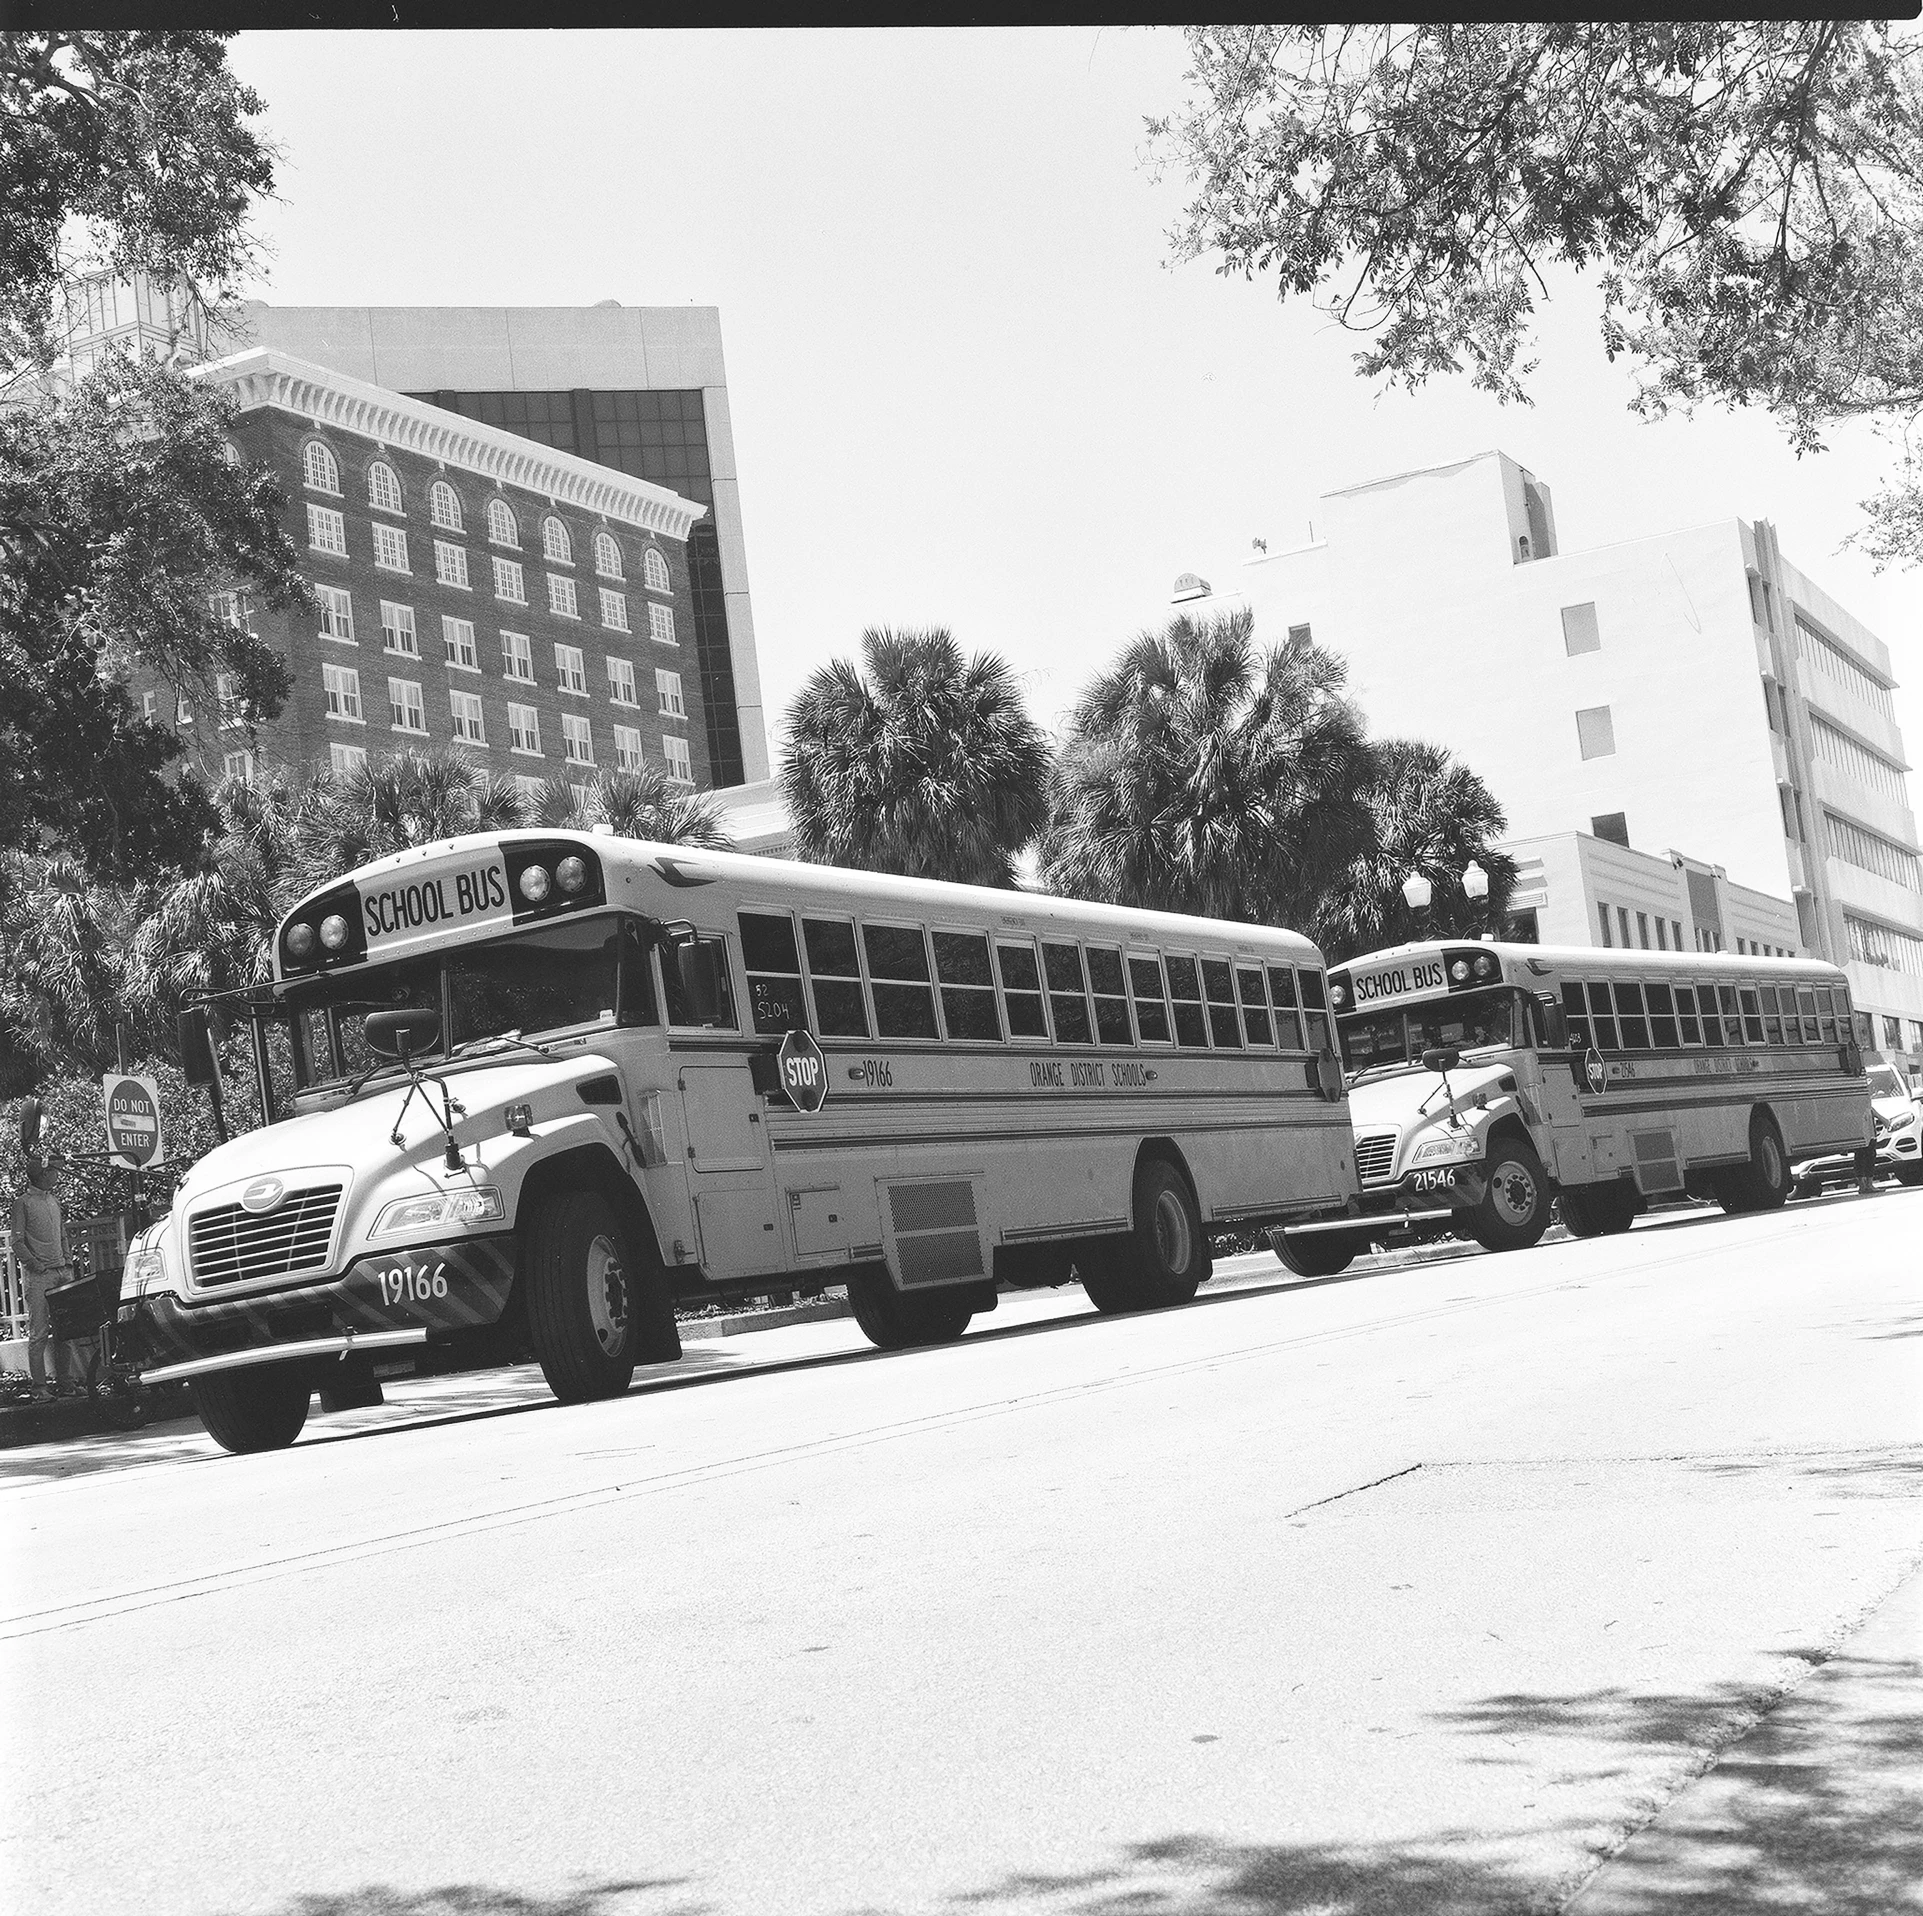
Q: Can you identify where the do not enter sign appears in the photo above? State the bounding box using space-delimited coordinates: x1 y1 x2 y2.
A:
776 1030 828 1113
102 1073 164 1170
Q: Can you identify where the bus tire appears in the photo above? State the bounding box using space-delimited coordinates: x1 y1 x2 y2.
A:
1080 1159 1212 1313
1558 1183 1636 1238
1271 1229 1357 1278
1721 1112 1791 1214
1470 1140 1552 1252
192 1367 311 1454
845 1271 973 1350
1898 1166 1923 1188
523 1190 645 1403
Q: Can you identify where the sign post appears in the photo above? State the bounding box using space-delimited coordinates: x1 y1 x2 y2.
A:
102 1074 164 1173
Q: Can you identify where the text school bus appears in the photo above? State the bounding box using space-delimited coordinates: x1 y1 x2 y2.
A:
1269 939 1873 1275
123 833 1360 1452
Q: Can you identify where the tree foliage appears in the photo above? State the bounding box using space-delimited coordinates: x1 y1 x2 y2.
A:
1150 24 1923 562
1041 609 1374 925
781 627 1052 889
534 765 735 850
1 31 273 374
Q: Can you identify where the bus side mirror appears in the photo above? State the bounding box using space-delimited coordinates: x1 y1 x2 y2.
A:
178 1007 218 1086
363 1007 442 1061
1536 993 1568 1050
674 940 722 1026
1421 1046 1461 1074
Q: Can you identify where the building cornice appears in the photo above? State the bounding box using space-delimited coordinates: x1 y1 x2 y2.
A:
194 347 708 543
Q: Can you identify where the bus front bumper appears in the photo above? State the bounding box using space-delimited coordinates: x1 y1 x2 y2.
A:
124 1235 518 1385
1354 1164 1489 1217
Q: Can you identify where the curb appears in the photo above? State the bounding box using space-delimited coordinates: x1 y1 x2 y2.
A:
0 1380 196 1449
680 1295 853 1341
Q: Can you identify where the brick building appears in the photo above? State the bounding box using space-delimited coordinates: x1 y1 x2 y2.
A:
158 348 711 805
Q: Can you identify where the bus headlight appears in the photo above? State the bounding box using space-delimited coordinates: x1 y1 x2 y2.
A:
285 922 316 960
1411 1135 1477 1165
518 865 551 903
319 913 349 951
556 856 587 895
372 1187 505 1238
126 1243 175 1297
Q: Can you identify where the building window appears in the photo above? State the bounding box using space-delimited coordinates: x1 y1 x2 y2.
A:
648 602 676 646
1286 623 1312 650
330 741 367 778
434 540 470 590
1825 811 1920 890
373 523 410 574
1672 921 1684 951
1656 918 1669 951
643 547 671 594
1561 603 1601 656
1618 906 1632 948
599 588 629 632
548 574 579 619
543 516 573 565
389 677 427 734
1810 717 1911 809
1847 914 1923 979
508 702 541 756
607 657 637 706
317 583 355 644
443 616 478 671
222 749 256 784
513 773 544 808
662 733 692 783
176 693 192 725
429 481 464 533
1798 614 1897 722
380 602 418 657
323 662 363 723
488 498 519 547
1590 812 1629 847
1575 705 1615 760
493 555 526 604
560 712 594 765
141 691 156 721
1636 912 1650 949
1888 1015 1907 1050
501 630 533 682
215 672 242 728
1597 903 1611 947
449 689 486 745
594 530 622 579
613 724 644 772
303 441 340 494
308 504 347 556
656 668 684 719
208 590 258 636
367 462 404 515
554 643 588 696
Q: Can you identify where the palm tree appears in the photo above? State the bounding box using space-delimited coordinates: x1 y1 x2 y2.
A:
0 850 134 1092
291 745 524 893
1041 608 1375 926
781 627 1052 888
1315 738 1518 962
530 766 734 849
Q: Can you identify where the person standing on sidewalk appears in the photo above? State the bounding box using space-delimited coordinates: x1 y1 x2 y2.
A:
11 1153 77 1402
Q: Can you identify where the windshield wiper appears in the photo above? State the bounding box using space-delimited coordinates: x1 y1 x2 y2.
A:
447 1028 558 1063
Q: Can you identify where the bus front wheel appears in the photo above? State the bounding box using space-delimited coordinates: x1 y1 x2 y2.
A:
1470 1140 1552 1252
523 1190 656 1403
1271 1229 1357 1278
846 1271 973 1350
193 1367 311 1454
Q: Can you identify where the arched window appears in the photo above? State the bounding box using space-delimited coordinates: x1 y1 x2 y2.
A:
368 461 404 514
543 516 572 565
487 498 519 547
593 530 622 579
642 547 671 594
429 481 463 532
303 440 340 494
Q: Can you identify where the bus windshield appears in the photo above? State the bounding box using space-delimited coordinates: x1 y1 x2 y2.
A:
1339 986 1526 1074
284 914 649 1088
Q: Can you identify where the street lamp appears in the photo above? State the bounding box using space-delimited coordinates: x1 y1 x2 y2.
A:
1462 859 1489 903
1401 871 1433 911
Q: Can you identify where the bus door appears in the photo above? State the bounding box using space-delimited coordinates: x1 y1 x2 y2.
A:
1524 984 1595 1185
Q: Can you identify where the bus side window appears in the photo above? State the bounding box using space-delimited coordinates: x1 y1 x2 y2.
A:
1819 987 1841 1043
1236 965 1274 1047
1561 981 1590 1049
933 930 1002 1042
1165 955 1209 1047
1615 981 1651 1049
1300 968 1331 1051
1760 984 1785 1044
1128 955 1172 1043
1647 981 1678 1048
1795 985 1820 1042
663 933 737 1031
804 918 872 1038
864 924 939 1040
1043 941 1094 1044
1086 946 1134 1046
740 911 806 1035
1739 986 1765 1044
1587 982 1620 1050
1267 965 1303 1049
1674 984 1701 1046
1717 984 1743 1044
1202 959 1242 1049
996 941 1049 1039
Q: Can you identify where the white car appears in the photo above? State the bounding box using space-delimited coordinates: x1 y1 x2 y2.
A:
1792 1064 1922 1194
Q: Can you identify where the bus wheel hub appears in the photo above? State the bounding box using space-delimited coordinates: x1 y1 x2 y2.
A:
586 1234 631 1354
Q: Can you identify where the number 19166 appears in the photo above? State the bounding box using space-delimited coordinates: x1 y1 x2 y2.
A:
375 1261 449 1307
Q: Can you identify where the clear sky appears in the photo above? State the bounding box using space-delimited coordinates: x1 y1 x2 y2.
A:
226 26 1923 769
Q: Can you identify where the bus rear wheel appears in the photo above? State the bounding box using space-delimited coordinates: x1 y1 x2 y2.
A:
193 1366 311 1454
1557 1182 1637 1238
846 1271 973 1350
1720 1113 1791 1215
1470 1140 1552 1252
1271 1228 1358 1278
524 1190 660 1403
1081 1159 1210 1312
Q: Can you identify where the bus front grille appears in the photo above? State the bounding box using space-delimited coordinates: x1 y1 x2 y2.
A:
1354 1134 1398 1185
189 1184 343 1289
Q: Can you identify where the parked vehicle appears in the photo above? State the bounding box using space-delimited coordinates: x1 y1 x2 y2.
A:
1792 1062 1921 1194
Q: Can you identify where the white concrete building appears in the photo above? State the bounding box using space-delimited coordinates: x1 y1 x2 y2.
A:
1183 451 1923 1070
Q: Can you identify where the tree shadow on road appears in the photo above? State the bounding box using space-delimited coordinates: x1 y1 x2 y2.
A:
234 1881 709 1916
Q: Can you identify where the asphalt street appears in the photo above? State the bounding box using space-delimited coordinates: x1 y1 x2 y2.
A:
4 1192 1919 1916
